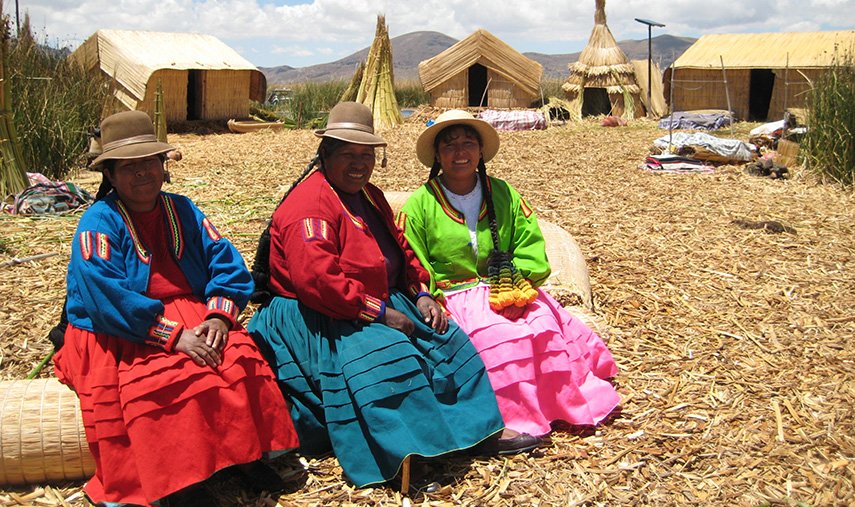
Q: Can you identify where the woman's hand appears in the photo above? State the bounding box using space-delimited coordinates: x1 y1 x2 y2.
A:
498 304 526 321
416 295 448 334
193 316 230 354
382 307 415 336
175 329 222 367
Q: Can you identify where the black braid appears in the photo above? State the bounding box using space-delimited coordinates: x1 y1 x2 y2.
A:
249 153 321 304
477 158 502 255
427 160 441 182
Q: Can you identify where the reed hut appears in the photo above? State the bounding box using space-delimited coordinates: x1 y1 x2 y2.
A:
418 29 543 109
562 0 643 118
664 30 855 121
70 29 266 122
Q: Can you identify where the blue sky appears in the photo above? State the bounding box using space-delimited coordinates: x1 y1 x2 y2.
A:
16 0 855 68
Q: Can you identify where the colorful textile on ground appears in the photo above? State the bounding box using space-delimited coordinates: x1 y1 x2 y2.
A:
444 285 620 436
249 290 504 487
478 109 547 131
4 172 93 215
641 154 715 174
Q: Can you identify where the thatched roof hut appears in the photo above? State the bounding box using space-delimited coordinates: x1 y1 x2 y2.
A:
70 29 266 122
562 0 643 118
664 30 855 121
419 29 543 109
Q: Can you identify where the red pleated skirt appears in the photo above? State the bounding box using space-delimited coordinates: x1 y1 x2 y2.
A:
53 295 299 506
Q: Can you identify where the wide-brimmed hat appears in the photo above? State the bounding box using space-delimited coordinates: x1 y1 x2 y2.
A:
314 102 387 146
415 109 499 167
90 110 175 169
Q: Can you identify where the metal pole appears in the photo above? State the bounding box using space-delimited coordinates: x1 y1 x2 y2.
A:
648 25 652 116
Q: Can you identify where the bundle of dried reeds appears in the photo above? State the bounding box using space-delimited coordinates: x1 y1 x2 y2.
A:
0 379 94 486
340 61 365 103
0 14 29 199
356 15 402 130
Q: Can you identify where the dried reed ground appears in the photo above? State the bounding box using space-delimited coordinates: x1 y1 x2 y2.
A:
0 112 852 506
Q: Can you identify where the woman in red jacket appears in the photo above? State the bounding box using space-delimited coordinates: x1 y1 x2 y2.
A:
247 102 539 489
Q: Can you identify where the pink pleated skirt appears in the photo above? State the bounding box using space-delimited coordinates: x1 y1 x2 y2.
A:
444 285 620 436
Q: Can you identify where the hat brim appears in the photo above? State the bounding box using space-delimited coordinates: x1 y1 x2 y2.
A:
314 129 387 147
90 141 175 170
416 116 499 167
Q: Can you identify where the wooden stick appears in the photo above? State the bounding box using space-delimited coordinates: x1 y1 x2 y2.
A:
400 455 411 494
0 252 58 268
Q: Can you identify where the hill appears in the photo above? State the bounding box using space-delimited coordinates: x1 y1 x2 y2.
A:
261 32 695 86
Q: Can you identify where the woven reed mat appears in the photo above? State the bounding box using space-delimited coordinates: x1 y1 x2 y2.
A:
0 379 94 486
384 190 593 310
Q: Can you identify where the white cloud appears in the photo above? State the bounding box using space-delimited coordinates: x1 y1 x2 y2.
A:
11 0 855 67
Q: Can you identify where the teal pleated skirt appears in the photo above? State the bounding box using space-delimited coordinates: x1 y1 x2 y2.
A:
247 290 504 487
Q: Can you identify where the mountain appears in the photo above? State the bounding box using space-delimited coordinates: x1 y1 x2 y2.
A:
260 32 695 85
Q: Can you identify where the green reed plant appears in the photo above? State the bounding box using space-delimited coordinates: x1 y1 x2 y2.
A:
279 80 347 128
802 48 855 187
9 16 109 179
394 80 429 108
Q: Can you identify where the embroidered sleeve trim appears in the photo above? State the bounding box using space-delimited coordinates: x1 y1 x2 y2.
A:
79 231 93 261
520 197 533 218
146 315 182 351
359 295 385 322
205 296 239 327
301 218 331 242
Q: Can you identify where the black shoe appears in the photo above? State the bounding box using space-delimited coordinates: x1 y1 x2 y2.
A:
235 460 287 495
470 432 542 456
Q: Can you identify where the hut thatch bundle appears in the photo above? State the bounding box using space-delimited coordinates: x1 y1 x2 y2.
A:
664 30 855 121
70 29 267 122
419 29 543 109
0 19 28 199
357 16 402 130
562 0 643 118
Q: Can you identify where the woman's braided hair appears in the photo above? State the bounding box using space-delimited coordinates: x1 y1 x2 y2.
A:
429 125 537 311
249 138 348 304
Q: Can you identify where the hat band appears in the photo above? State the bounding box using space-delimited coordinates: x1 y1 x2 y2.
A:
102 134 159 153
324 122 374 134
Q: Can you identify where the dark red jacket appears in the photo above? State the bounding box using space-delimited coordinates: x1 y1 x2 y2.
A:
268 170 430 321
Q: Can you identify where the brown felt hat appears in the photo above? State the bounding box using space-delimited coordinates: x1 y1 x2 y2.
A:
90 111 174 169
416 109 499 167
314 102 387 146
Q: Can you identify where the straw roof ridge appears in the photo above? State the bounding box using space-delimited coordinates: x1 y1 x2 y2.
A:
418 28 543 96
70 29 261 104
673 30 855 69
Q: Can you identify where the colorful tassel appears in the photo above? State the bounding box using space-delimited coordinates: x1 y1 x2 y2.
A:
487 251 538 312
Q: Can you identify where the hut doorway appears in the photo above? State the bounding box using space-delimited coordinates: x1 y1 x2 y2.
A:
748 69 775 121
187 70 204 120
582 88 611 116
468 64 488 107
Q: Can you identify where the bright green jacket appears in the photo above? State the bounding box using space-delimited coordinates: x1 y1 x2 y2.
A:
398 176 550 299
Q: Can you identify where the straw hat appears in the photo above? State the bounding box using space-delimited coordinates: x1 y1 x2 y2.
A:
314 102 387 146
90 111 175 169
416 109 500 167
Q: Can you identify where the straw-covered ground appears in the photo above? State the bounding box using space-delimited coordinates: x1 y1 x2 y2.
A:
1 109 852 506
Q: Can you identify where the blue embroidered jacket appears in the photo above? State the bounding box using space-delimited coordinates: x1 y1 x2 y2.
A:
65 192 253 350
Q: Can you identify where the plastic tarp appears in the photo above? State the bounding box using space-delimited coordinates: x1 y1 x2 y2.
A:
653 132 756 163
658 111 733 131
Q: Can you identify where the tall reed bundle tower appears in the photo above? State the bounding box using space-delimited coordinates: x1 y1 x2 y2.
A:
357 15 402 129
